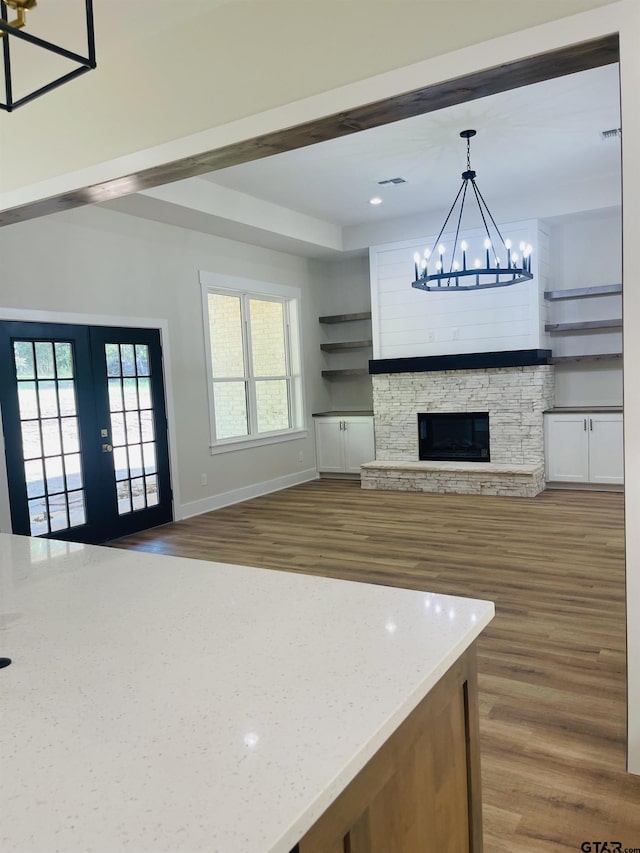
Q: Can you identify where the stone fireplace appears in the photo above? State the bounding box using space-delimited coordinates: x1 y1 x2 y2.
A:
361 350 555 497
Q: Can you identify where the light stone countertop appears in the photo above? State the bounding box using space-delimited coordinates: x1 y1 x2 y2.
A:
0 533 494 853
312 410 374 417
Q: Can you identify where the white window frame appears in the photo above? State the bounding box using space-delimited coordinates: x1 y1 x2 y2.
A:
200 272 306 454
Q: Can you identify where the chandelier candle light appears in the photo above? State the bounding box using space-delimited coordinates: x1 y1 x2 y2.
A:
412 130 533 292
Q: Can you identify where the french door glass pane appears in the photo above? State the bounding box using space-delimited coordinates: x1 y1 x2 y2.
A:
105 343 160 516
255 380 290 433
213 381 248 439
249 299 287 377
13 340 87 536
208 293 245 378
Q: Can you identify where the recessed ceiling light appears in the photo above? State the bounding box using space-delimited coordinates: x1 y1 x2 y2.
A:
369 197 383 205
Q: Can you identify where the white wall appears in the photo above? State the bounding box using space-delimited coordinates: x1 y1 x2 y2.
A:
0 207 330 521
547 208 623 405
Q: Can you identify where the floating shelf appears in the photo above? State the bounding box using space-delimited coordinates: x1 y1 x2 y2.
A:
545 319 622 333
550 353 622 365
319 311 372 324
544 284 622 300
320 339 373 352
321 368 370 378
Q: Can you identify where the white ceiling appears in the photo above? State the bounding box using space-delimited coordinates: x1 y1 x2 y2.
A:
205 64 621 226
4 0 233 100
104 62 622 256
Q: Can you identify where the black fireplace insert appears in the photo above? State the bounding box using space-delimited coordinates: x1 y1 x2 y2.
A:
418 412 490 462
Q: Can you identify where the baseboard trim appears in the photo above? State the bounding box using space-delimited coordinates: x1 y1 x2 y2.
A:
545 481 624 493
318 472 361 480
177 468 319 519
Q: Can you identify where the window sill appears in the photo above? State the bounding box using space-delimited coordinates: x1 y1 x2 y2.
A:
209 429 308 455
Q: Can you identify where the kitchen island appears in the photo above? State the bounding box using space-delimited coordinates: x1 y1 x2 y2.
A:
0 533 494 852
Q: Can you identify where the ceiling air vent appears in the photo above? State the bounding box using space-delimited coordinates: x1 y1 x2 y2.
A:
377 177 407 185
601 128 622 141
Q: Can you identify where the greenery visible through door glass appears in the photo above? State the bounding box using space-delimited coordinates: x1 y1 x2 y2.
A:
34 342 55 379
120 344 136 377
13 342 35 380
135 345 150 376
54 343 73 379
105 344 121 377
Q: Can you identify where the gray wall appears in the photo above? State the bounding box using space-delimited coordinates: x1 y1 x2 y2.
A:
0 206 331 520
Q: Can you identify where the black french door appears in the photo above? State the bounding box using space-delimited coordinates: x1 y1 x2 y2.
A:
0 322 173 543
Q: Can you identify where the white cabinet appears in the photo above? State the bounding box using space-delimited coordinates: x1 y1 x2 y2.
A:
314 416 375 474
545 412 623 485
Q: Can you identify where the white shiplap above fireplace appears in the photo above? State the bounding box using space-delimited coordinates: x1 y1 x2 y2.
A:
369 220 550 359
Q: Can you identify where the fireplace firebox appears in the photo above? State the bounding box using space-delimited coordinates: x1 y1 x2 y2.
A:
418 413 490 462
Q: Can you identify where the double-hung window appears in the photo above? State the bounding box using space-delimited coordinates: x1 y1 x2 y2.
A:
201 273 304 451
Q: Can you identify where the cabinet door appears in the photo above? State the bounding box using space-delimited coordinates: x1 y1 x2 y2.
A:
343 417 375 474
588 414 624 485
315 419 345 472
545 415 590 483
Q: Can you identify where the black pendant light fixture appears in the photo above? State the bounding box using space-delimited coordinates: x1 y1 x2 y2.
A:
0 0 96 112
412 130 533 292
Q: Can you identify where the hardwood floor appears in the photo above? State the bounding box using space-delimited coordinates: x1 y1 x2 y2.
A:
111 480 640 852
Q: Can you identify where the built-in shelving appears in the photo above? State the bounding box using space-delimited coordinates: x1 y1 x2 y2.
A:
550 353 622 365
319 309 372 383
545 319 622 333
321 368 370 378
544 284 622 300
319 311 372 324
320 339 373 352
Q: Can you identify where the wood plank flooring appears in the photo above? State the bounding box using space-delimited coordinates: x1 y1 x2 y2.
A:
111 480 640 852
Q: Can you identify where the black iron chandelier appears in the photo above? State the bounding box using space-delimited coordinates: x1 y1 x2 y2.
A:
0 0 95 112
412 130 533 292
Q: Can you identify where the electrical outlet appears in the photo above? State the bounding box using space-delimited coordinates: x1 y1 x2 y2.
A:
298 451 304 462
201 473 208 486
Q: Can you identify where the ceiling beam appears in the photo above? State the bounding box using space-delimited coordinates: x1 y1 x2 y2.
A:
0 33 619 228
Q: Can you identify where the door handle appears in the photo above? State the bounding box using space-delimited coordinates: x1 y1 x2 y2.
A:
102 443 113 453
583 419 587 431
590 418 593 431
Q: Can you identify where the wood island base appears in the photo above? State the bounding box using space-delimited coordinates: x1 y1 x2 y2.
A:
295 644 483 853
